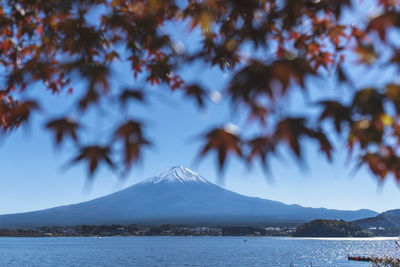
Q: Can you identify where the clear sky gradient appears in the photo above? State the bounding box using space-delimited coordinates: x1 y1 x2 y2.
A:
1 1 400 215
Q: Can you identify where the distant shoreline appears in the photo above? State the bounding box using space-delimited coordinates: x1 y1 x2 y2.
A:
2 222 398 238
0 225 293 237
0 236 399 239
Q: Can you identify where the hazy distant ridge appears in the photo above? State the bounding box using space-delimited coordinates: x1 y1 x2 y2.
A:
0 166 377 227
353 209 400 229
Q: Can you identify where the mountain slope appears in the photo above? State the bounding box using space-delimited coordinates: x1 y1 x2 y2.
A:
353 209 400 229
0 166 377 227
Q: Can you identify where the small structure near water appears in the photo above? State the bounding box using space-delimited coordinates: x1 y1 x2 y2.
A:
348 255 400 266
348 239 400 266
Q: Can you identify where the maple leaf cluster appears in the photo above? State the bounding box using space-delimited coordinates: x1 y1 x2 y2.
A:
1 0 400 182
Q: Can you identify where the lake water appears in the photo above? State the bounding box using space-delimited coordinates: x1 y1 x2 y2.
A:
0 236 399 266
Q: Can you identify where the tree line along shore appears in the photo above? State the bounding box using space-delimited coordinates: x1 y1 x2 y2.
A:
0 219 399 237
0 224 296 237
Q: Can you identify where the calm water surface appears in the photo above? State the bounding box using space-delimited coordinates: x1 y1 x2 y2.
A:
0 236 399 266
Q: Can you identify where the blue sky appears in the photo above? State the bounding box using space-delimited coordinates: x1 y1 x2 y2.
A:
1 0 400 215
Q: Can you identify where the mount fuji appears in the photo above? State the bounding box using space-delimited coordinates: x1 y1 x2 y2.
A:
0 166 377 227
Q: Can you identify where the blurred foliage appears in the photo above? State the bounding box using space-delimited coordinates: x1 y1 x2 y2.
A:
1 0 400 181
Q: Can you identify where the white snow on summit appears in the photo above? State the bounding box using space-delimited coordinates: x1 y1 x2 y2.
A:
141 166 209 184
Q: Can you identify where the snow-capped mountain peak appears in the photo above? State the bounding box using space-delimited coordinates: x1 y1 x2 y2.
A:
141 166 209 184
0 165 378 227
